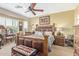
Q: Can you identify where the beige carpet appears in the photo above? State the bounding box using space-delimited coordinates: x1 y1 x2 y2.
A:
0 42 16 56
48 45 74 56
0 42 74 56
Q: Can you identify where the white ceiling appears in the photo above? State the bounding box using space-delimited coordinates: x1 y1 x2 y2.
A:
0 3 78 18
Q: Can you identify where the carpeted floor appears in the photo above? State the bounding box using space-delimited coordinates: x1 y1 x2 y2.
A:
0 42 16 56
48 45 74 56
0 42 74 56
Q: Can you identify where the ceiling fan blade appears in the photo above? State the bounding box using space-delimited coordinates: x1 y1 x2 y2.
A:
31 10 36 15
33 9 44 12
31 3 36 9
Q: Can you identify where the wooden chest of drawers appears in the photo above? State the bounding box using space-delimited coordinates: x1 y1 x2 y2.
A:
54 36 65 46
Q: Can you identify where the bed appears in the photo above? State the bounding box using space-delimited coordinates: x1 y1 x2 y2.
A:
16 24 56 56
35 25 56 50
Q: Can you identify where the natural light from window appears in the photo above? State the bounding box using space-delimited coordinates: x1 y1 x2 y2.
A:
23 21 28 32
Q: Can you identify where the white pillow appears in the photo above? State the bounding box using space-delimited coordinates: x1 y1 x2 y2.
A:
34 31 43 36
44 31 52 36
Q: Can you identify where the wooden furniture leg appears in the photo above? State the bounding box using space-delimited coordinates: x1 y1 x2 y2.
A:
0 41 1 49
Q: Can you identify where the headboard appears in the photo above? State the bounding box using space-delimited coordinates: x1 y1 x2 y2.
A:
35 24 56 35
36 25 52 32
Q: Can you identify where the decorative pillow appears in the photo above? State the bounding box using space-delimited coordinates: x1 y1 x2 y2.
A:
34 31 43 36
44 31 52 36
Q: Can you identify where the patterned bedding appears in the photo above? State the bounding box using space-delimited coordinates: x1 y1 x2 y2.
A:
34 31 55 51
12 45 37 56
48 35 55 51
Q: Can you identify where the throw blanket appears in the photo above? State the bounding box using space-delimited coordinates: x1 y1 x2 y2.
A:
48 35 55 51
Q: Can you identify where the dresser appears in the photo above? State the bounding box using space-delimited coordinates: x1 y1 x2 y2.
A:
54 35 65 46
74 25 79 56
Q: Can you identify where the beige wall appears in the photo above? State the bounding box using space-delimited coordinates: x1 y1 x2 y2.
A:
74 5 79 25
29 10 75 35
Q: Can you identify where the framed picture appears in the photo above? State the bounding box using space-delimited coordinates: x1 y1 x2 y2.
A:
39 16 50 25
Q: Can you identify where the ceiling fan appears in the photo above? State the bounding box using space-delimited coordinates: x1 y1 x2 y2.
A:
25 3 44 15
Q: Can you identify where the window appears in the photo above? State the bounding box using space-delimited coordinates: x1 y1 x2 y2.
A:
0 15 20 33
23 21 28 32
12 19 18 27
6 17 12 26
12 19 19 32
0 16 5 26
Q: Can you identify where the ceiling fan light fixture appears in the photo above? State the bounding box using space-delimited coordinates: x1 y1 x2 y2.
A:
15 5 23 8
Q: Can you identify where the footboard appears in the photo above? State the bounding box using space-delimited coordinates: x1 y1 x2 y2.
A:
16 35 48 56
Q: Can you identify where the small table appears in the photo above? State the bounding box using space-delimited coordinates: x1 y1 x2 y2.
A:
11 45 38 56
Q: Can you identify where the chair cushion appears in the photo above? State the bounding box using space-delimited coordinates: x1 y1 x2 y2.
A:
6 36 13 39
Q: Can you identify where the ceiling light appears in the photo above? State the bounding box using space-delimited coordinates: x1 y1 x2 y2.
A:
15 5 23 8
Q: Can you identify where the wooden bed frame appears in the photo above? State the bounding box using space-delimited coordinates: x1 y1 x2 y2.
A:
35 24 56 35
17 35 48 56
16 24 56 56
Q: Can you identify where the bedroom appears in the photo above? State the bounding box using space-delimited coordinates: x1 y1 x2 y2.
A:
0 3 78 56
